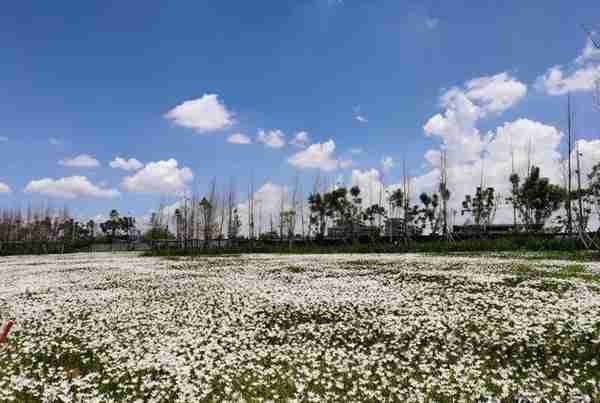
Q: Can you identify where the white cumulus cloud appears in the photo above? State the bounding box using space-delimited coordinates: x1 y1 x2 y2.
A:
59 154 100 168
0 136 8 142
165 94 234 133
288 139 340 171
424 72 527 163
235 181 310 237
24 176 119 199
575 37 600 65
109 157 143 171
536 38 600 95
412 118 568 227
339 159 353 169
257 129 286 149
0 182 11 193
464 72 528 114
122 159 193 195
291 131 310 148
227 133 252 144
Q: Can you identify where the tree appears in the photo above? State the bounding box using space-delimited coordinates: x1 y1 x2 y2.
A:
308 192 327 240
86 220 95 239
509 166 565 231
461 187 498 227
144 226 175 241
418 192 442 235
280 210 296 238
199 197 213 247
99 210 137 243
589 162 600 231
100 209 121 241
228 208 242 240
363 204 385 241
389 188 405 221
347 186 363 241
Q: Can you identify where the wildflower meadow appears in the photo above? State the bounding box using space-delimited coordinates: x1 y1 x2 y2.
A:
1 252 599 402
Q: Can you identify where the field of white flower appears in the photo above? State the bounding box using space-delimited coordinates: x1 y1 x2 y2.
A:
1 252 599 403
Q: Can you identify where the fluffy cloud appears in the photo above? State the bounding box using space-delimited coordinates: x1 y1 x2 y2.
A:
291 131 310 148
236 182 285 236
0 136 7 142
122 159 193 194
288 140 340 171
574 139 600 178
536 39 600 95
59 154 100 168
575 37 600 65
109 157 143 171
424 72 527 163
0 182 11 193
537 65 600 96
349 148 363 154
346 116 586 228
339 159 353 169
24 176 119 199
235 181 311 237
49 138 61 146
411 69 594 226
227 133 252 145
165 94 234 133
381 156 394 173
464 72 528 114
257 129 286 148
413 118 569 226
350 169 387 207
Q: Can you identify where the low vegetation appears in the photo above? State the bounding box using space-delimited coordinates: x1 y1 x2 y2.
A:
1 252 599 402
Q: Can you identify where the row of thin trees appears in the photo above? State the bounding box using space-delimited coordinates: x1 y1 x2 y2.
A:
149 152 600 247
0 206 91 243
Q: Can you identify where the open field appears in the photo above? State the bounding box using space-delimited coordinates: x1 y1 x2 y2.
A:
1 253 600 402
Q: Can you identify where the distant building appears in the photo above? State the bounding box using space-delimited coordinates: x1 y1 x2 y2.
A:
452 223 544 235
384 218 420 238
327 221 379 239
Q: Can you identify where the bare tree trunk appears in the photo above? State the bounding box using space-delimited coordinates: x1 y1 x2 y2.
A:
247 176 256 250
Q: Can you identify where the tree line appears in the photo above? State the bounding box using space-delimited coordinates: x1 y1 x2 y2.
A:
146 157 600 249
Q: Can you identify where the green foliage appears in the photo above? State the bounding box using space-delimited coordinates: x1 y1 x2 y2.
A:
509 166 565 229
146 236 600 259
418 192 441 235
99 210 136 241
308 186 367 241
462 187 497 226
143 226 175 241
308 192 327 239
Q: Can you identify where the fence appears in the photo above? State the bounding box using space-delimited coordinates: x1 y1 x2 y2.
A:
0 240 151 256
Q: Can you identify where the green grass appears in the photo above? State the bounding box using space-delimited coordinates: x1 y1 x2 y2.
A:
510 263 600 286
284 265 306 273
144 236 600 260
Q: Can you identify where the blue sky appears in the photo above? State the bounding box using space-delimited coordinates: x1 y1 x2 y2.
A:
1 1 599 224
